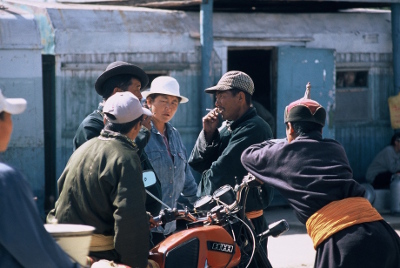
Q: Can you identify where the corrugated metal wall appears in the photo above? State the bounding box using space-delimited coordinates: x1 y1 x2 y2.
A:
54 51 212 178
0 5 46 214
335 53 394 181
2 1 396 213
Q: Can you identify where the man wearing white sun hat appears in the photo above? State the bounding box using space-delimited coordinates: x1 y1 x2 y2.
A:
54 92 154 267
0 90 78 267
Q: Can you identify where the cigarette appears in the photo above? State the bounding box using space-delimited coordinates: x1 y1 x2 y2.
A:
207 108 221 114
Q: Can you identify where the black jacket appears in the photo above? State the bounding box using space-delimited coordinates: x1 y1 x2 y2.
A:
241 131 400 268
189 107 273 212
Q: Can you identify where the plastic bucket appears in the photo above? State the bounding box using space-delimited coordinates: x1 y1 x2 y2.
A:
44 224 95 266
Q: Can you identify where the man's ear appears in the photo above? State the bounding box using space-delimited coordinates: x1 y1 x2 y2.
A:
113 87 121 95
238 91 244 101
287 122 295 135
134 120 142 132
146 98 152 109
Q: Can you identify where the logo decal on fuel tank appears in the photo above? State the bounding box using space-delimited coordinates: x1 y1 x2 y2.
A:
207 241 234 254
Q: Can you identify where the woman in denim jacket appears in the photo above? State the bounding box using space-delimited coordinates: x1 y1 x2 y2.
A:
143 76 198 233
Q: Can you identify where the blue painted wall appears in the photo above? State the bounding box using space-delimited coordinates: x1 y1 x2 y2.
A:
276 46 335 139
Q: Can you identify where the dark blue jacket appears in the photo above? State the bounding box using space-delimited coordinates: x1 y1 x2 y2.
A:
0 163 77 268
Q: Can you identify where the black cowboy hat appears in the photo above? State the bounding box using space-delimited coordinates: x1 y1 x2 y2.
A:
95 61 149 97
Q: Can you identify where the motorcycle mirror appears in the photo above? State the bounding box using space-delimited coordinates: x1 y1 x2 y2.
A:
142 170 157 188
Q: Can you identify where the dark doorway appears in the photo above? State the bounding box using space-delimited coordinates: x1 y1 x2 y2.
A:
228 49 275 134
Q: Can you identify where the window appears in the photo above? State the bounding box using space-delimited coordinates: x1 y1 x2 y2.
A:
336 71 368 88
335 70 369 122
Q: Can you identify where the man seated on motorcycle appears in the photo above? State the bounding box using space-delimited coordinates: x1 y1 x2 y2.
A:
241 83 400 267
0 90 77 267
52 92 155 268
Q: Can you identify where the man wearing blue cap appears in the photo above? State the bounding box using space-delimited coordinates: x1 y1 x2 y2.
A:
241 83 400 268
0 91 77 267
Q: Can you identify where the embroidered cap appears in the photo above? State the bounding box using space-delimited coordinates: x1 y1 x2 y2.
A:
284 82 326 126
204 71 254 95
103 91 152 124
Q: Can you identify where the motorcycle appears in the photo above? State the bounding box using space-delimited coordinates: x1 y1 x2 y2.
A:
146 172 289 268
90 171 289 268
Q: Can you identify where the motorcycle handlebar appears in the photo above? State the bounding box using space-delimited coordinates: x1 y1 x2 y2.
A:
151 173 265 228
152 209 197 226
257 219 289 240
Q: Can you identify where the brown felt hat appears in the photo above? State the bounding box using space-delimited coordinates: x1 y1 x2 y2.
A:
284 82 326 126
95 61 149 97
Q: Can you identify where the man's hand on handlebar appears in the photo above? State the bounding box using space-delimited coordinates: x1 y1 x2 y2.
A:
149 216 158 229
243 173 264 186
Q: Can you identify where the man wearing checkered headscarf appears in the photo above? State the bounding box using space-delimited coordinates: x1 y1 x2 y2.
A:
189 71 274 263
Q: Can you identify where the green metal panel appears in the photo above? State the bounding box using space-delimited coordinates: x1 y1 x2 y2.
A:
276 46 335 139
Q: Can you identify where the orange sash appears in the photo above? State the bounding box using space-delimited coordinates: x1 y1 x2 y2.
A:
306 197 383 249
246 210 263 219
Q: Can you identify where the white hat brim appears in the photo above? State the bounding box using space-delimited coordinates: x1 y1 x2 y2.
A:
142 89 189 103
142 107 152 117
0 91 27 114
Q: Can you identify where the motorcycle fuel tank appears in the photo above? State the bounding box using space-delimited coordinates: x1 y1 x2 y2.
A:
149 225 241 268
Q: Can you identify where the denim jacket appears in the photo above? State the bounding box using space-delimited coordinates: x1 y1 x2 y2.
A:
145 122 197 210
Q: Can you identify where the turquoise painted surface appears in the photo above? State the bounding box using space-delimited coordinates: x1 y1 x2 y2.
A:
335 71 394 181
276 46 335 139
336 125 393 181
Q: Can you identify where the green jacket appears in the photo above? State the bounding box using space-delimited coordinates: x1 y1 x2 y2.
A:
189 107 274 212
55 130 149 268
72 104 162 216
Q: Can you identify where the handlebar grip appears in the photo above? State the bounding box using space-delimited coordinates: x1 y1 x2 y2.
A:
258 219 289 239
152 216 161 223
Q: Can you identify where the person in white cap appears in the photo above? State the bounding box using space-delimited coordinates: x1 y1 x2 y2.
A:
143 76 197 234
53 92 155 268
0 91 78 267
